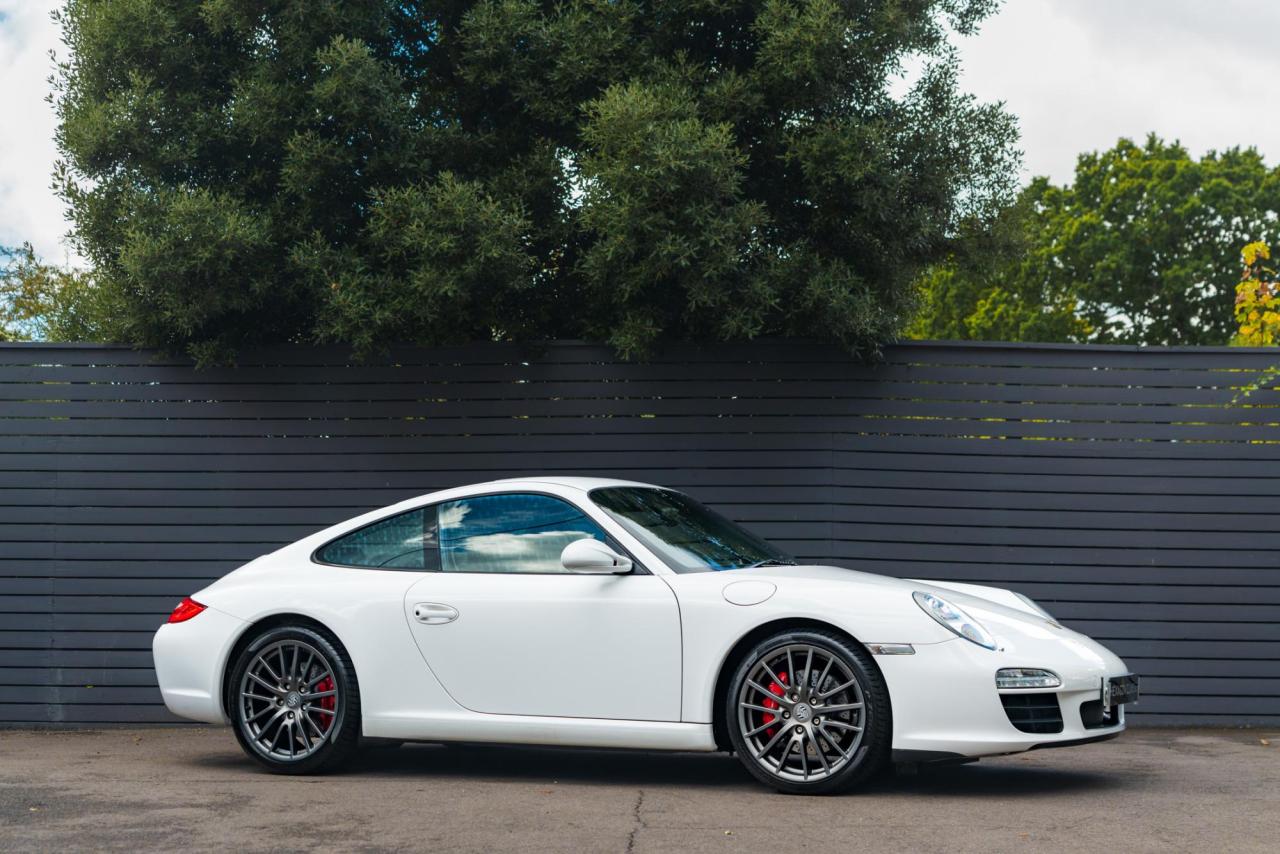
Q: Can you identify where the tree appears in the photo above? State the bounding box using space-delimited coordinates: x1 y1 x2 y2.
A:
54 0 1018 362
1234 241 1280 346
1229 241 1280 404
1 244 127 343
908 180 1090 342
912 136 1280 345
1058 136 1280 344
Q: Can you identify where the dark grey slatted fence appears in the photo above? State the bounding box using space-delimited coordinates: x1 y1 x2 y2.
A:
2 340 1278 726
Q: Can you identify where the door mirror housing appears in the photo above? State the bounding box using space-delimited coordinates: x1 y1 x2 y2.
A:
561 538 632 574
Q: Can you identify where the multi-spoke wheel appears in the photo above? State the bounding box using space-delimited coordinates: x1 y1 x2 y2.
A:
726 630 890 794
229 625 360 774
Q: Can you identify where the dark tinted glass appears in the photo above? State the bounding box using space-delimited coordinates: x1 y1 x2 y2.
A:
590 487 792 573
437 493 608 574
316 507 439 569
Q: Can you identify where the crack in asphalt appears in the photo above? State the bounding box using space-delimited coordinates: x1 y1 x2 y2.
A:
624 788 646 854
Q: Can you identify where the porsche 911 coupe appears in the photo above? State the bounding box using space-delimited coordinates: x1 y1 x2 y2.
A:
153 476 1138 794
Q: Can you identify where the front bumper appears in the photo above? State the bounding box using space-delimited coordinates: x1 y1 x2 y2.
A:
876 635 1130 758
152 606 247 724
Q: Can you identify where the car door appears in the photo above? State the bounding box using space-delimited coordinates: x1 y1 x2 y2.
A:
402 492 682 722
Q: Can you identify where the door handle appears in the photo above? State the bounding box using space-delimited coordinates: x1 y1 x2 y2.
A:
413 603 459 625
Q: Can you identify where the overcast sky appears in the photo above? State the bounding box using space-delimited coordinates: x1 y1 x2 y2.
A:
2 0 1278 264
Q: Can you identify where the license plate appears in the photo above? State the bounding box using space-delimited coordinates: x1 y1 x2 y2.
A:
1105 674 1140 706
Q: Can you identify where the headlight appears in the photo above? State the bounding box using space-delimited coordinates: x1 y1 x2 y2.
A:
912 591 998 650
1013 592 1055 621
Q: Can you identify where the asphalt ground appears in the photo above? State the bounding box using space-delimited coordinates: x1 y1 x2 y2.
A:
0 726 1276 853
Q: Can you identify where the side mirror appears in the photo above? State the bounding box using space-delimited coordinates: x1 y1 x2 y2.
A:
561 538 632 574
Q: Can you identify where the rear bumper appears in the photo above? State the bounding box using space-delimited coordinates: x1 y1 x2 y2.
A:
877 636 1129 758
152 607 247 725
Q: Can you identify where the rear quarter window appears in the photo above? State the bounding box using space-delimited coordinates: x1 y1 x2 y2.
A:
315 507 440 570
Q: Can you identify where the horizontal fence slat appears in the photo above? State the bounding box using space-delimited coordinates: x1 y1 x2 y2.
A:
842 560 1280 586
6 464 1280 496
0 668 158 687
5 397 1279 425
7 487 1278 517
2 614 170 632
0 650 162 668
0 704 187 724
824 541 1280 568
1062 619 1280 641
6 378 1280 407
8 431 1280 459
1117 658 1280 678
2 503 1278 536
0 686 161 704
6 449 1278 481
7 519 1280 546
2 414 1279 441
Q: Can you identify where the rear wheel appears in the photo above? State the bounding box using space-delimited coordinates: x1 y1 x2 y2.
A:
725 629 890 794
229 625 361 774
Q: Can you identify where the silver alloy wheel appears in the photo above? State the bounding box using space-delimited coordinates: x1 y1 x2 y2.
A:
735 642 866 783
238 639 339 762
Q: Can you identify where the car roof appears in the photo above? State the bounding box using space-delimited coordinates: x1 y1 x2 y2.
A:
483 475 662 492
295 476 671 551
383 476 665 521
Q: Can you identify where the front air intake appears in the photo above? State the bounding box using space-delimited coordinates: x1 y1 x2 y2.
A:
1000 692 1064 734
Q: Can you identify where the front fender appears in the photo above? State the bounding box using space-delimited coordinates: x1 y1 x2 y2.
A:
667 571 953 724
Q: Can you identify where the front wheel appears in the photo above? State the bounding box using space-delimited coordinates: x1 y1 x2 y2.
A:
229 625 361 774
725 629 891 794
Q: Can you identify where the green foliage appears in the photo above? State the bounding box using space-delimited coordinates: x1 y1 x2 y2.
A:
576 80 771 356
913 135 1280 345
306 174 537 355
54 0 1018 361
1055 136 1280 344
116 189 280 364
1 244 128 343
908 183 1090 342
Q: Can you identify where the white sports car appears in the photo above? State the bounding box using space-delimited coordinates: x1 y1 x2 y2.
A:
154 477 1138 794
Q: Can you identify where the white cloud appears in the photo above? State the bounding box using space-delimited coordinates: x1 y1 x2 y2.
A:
446 529 596 573
0 1 74 264
957 0 1280 185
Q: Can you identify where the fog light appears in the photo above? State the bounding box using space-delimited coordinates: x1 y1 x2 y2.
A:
996 668 1061 689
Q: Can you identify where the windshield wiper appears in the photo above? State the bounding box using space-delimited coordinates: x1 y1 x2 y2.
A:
742 559 798 569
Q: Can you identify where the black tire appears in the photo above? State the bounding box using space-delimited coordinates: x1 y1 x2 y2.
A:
228 625 361 774
724 628 891 794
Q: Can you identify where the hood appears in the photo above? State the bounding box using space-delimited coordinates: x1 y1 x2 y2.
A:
734 564 1027 601
733 563 914 590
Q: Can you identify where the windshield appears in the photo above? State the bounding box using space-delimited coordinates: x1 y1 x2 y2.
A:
589 487 794 573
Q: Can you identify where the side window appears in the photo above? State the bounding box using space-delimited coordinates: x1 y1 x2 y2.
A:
316 507 440 570
438 493 609 574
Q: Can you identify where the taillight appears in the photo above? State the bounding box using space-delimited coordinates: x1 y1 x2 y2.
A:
167 597 207 624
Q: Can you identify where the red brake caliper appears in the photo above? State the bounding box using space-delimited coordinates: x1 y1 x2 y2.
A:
761 671 789 739
315 676 336 732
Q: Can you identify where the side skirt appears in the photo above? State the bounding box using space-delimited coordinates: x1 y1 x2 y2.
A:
363 711 718 752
